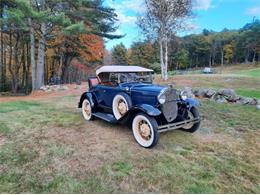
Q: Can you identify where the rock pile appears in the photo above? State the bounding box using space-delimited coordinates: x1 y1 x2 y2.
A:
40 85 69 92
182 88 260 108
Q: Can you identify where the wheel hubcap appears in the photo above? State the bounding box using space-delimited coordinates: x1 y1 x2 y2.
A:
84 102 91 116
138 121 151 140
118 100 127 115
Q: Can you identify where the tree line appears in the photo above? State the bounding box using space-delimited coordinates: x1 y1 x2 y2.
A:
0 0 120 93
110 19 260 73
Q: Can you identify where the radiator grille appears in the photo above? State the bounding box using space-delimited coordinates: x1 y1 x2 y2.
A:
162 88 178 122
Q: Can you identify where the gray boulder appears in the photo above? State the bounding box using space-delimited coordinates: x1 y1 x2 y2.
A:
193 89 207 98
215 96 228 103
205 89 216 98
248 98 258 105
217 88 238 102
256 105 260 110
236 97 254 105
181 87 195 98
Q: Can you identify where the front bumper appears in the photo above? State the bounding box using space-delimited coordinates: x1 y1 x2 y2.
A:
158 117 201 133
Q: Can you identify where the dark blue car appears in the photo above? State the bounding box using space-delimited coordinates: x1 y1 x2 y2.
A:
78 65 201 148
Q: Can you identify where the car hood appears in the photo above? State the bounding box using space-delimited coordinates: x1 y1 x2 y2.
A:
121 83 166 94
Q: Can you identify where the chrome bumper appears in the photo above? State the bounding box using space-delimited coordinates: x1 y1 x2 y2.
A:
158 117 201 133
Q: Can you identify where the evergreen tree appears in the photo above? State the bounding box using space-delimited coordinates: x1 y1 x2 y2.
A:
112 43 128 65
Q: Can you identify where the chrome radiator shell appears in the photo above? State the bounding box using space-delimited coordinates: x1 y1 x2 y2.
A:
161 88 178 122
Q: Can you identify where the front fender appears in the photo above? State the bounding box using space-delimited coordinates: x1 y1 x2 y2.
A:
78 92 95 108
131 104 161 116
183 98 200 109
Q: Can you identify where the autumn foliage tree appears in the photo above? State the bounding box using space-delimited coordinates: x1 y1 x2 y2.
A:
0 0 121 93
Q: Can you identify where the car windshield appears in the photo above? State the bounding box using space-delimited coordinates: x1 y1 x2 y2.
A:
110 72 153 84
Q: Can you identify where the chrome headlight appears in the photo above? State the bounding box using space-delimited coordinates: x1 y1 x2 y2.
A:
157 88 167 104
180 91 187 100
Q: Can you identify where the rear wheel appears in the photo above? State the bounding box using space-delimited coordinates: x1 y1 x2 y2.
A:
82 99 94 121
112 93 132 120
181 107 200 133
132 113 159 148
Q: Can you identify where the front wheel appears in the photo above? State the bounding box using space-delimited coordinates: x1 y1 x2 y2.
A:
181 107 200 133
132 113 159 148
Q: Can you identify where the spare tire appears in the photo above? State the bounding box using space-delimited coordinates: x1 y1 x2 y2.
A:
112 93 132 120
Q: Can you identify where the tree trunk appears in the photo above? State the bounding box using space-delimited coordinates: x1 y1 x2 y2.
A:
0 2 3 91
196 55 198 68
28 18 36 90
209 52 212 68
35 22 46 89
245 48 249 63
11 33 22 93
252 49 256 65
221 49 224 67
25 42 30 94
7 31 18 93
22 45 26 88
164 38 168 80
61 53 73 84
159 38 165 80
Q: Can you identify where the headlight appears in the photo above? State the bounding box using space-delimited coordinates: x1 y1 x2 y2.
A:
158 89 167 104
180 91 187 100
181 95 187 100
158 94 166 104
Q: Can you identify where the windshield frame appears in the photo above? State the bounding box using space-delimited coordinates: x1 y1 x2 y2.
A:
109 72 154 84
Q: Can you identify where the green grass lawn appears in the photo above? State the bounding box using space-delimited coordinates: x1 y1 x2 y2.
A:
233 68 260 78
0 97 259 193
236 89 260 99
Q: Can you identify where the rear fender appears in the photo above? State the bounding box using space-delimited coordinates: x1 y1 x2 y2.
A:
78 92 95 108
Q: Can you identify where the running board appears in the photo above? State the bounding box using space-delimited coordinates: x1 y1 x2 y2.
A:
158 118 200 133
92 112 117 123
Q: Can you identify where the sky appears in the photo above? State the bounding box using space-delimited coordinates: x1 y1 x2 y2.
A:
104 0 260 50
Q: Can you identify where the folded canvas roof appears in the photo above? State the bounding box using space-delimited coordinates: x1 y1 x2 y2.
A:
96 65 153 76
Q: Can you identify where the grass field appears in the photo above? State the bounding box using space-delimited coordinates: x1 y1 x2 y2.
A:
233 68 260 78
0 65 260 193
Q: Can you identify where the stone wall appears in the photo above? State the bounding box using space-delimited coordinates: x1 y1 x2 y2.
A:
181 87 260 109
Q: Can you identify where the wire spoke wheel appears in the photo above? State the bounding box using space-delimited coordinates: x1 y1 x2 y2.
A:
138 120 151 140
82 99 93 121
182 110 194 130
118 99 127 115
181 107 201 133
113 94 131 120
132 113 159 148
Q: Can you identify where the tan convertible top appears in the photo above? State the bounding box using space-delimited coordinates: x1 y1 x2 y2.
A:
96 65 153 76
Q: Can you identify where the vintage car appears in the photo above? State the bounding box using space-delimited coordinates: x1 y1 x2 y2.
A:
78 65 201 148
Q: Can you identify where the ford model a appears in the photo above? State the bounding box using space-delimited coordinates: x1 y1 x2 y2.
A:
78 65 201 148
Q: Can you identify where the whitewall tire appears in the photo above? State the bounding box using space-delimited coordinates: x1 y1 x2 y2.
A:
132 113 159 148
112 93 132 120
82 99 94 121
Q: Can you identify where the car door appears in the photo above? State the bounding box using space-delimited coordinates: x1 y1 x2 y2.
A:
92 84 120 108
102 86 121 108
92 84 107 106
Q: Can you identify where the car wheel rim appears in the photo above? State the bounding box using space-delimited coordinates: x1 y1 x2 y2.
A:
133 115 154 147
182 110 194 129
82 99 91 120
